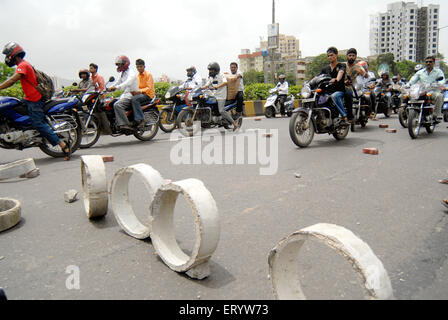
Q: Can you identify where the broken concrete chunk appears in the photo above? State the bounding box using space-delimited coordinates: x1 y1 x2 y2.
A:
64 190 79 203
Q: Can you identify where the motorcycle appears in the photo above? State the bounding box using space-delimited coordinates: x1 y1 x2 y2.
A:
263 88 295 118
350 79 375 132
289 74 350 148
176 87 243 137
0 95 82 158
398 87 411 128
391 83 402 114
373 84 393 118
75 76 160 146
406 77 444 139
159 85 190 133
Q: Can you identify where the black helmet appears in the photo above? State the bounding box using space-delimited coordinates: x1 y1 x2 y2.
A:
186 66 196 78
2 42 25 67
207 62 220 77
78 69 90 79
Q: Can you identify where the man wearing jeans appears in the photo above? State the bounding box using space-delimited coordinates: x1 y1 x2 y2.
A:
0 42 71 160
319 47 348 125
131 59 155 128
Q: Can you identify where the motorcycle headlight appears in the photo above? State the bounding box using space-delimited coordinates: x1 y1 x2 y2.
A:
165 92 171 99
355 83 362 92
301 86 311 99
410 86 420 100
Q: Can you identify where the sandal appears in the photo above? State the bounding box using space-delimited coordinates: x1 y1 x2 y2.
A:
62 141 71 161
442 199 448 209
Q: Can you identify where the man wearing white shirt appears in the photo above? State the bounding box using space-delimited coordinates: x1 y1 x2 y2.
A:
108 55 139 131
276 74 289 116
230 62 244 115
183 66 202 90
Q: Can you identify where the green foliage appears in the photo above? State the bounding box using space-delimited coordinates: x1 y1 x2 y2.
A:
394 60 417 80
0 82 24 99
243 70 265 85
244 83 274 100
155 82 171 104
289 85 302 98
305 54 347 80
0 63 15 82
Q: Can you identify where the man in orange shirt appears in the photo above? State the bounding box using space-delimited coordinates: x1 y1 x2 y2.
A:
131 59 155 128
89 63 105 92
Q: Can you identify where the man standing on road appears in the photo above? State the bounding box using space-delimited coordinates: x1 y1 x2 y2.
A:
0 42 71 160
408 55 445 123
230 62 244 116
89 63 105 92
130 59 155 129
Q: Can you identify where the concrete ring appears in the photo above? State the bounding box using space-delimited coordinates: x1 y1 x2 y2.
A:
0 159 36 181
110 163 165 239
268 223 394 300
149 179 220 279
81 156 108 219
0 198 21 233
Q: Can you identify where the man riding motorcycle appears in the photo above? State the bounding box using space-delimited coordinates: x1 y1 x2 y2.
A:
356 61 376 117
71 69 95 95
275 74 289 116
376 72 393 111
407 56 446 123
107 55 139 131
0 42 71 160
201 62 239 131
182 66 203 90
344 48 366 123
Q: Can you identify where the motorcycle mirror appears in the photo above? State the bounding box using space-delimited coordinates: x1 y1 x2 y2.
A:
436 76 444 82
72 82 78 86
109 76 115 82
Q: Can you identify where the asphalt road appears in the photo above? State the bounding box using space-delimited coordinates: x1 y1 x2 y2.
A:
1 114 448 300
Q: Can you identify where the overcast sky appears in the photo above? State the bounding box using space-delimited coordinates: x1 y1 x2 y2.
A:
1 0 447 83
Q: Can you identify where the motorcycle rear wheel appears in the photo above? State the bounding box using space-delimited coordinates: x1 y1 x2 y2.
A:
443 111 448 122
80 115 101 149
134 110 159 141
407 109 420 139
39 125 81 158
264 107 275 118
159 109 177 133
289 111 314 148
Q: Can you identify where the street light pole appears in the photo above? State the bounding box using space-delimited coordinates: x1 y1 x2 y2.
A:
436 25 448 59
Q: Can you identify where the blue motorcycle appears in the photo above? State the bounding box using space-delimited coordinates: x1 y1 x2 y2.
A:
159 85 190 133
0 95 82 158
175 88 243 137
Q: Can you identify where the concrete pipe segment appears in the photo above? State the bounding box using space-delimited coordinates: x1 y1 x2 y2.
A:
80 156 108 219
268 223 394 300
110 164 165 240
0 198 21 232
0 158 36 180
149 179 220 280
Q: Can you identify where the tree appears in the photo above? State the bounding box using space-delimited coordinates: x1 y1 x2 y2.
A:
243 70 265 85
0 62 15 82
305 54 347 80
376 53 396 75
0 62 24 98
394 60 417 80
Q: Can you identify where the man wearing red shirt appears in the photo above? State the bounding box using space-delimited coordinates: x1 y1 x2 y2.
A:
89 63 105 92
0 42 71 160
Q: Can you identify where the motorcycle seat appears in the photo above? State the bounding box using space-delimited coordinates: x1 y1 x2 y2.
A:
43 98 71 113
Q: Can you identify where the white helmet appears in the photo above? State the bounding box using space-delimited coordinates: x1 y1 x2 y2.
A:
415 64 423 71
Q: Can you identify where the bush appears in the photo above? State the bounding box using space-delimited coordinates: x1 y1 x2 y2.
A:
155 82 171 104
0 82 24 99
244 83 302 101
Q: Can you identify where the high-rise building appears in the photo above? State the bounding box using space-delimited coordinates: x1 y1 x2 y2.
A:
369 1 440 62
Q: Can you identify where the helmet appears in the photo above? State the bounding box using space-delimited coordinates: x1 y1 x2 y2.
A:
415 64 423 71
115 55 130 72
357 61 368 72
381 72 389 78
279 74 286 80
207 62 220 77
78 69 90 79
2 42 25 67
186 66 196 78
392 76 398 82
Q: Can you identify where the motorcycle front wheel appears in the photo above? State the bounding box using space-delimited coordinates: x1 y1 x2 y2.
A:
39 123 82 158
289 111 314 148
333 123 350 141
80 115 101 149
443 110 448 122
398 107 408 128
407 109 420 139
177 109 201 137
159 108 177 133
134 110 159 141
264 107 275 118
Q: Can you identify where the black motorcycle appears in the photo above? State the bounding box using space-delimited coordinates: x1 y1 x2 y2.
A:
350 78 375 132
289 75 350 148
373 84 393 118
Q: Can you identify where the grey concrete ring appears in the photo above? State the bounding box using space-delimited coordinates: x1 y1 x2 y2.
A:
81 156 108 219
110 163 165 239
0 198 21 232
149 179 220 279
0 158 36 181
268 223 394 300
